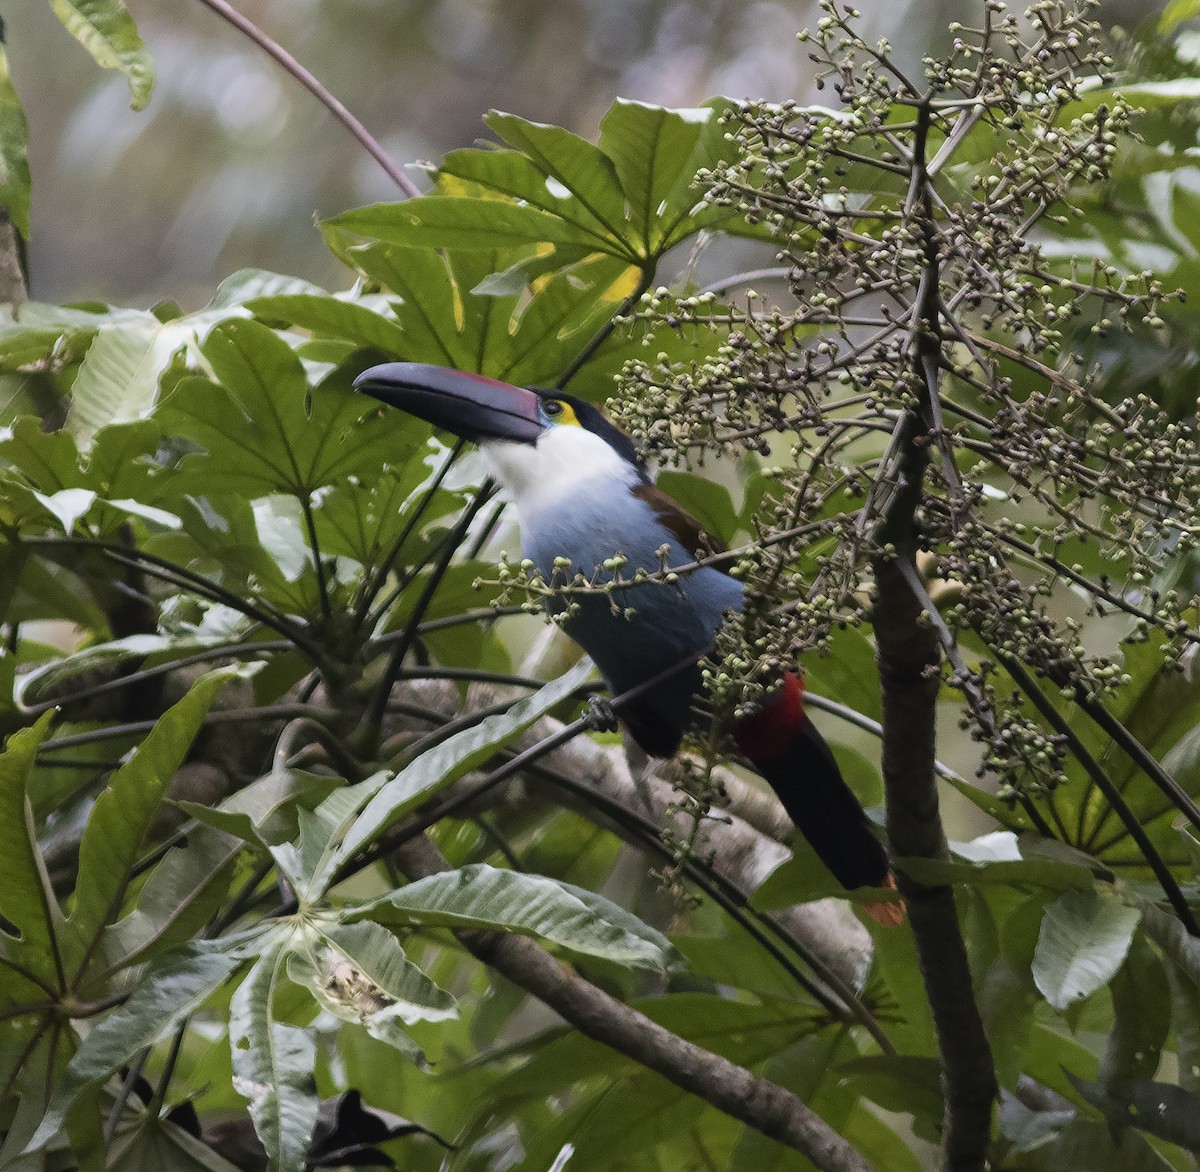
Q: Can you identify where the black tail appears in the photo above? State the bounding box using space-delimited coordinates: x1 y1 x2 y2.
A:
751 721 889 892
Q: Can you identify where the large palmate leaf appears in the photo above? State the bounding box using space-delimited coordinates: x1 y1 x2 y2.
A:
64 321 190 450
101 822 242 971
1066 637 1200 870
15 617 253 713
311 448 466 571
269 774 388 901
0 302 160 374
247 292 409 355
948 632 1200 870
0 413 164 507
26 936 254 1153
332 99 759 267
105 1114 242 1172
1099 932 1170 1093
287 920 456 1056
593 98 747 255
145 492 319 618
317 236 636 390
159 319 399 498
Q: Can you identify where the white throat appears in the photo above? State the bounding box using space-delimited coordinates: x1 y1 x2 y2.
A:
481 427 640 521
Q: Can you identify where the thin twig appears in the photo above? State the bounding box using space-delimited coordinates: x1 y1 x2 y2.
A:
361 479 499 739
356 440 465 630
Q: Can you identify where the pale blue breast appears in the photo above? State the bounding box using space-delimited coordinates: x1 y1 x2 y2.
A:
520 482 744 698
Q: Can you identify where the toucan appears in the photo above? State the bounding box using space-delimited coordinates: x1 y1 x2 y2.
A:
355 362 902 925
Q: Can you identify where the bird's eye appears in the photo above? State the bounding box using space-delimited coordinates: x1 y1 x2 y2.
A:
543 400 565 417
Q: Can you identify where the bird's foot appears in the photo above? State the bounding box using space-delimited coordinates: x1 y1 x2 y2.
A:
584 695 619 733
861 873 906 928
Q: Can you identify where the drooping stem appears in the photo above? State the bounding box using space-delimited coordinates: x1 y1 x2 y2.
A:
192 0 421 197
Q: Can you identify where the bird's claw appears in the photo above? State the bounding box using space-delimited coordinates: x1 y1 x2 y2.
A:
584 695 619 733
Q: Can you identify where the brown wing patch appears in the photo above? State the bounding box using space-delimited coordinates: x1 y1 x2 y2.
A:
632 483 726 556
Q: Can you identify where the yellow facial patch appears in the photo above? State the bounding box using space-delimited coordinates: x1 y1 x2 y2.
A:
542 399 581 427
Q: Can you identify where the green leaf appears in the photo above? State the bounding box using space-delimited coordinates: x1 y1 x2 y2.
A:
1004 1116 1177 1171
426 99 751 264
728 1027 863 1171
943 772 1040 834
323 242 482 371
499 256 637 386
484 111 630 246
26 939 248 1153
311 448 456 569
1160 0 1200 31
323 239 635 391
334 659 594 864
103 825 241 970
247 293 409 354
331 198 592 253
1043 634 1200 871
898 847 1099 892
0 300 151 374
1032 888 1142 1012
49 0 154 110
597 100 716 255
802 626 884 725
867 901 939 1055
499 991 821 1088
65 322 186 451
269 774 389 900
979 894 1042 1089
1064 1072 1200 1156
654 471 739 548
0 713 64 971
106 1114 242 1172
834 1056 944 1135
161 318 400 497
358 863 682 971
229 938 319 1172
1166 948 1200 1095
210 268 327 309
1100 932 1169 1094
176 767 340 850
15 627 240 712
71 669 238 954
0 44 31 239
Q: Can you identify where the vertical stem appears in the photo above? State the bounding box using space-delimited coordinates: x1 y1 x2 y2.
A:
358 479 498 746
300 492 333 621
871 99 996 1172
874 554 997 1171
